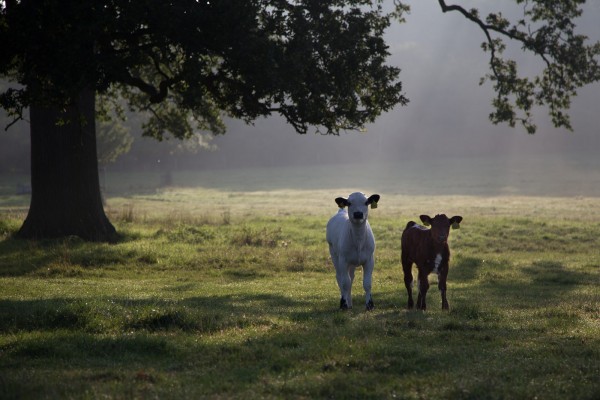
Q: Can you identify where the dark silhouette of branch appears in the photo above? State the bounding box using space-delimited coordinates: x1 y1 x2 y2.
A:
436 0 600 133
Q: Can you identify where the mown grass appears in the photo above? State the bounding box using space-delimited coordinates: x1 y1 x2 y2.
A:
0 188 599 399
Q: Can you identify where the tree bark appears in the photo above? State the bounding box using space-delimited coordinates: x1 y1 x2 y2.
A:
17 89 117 242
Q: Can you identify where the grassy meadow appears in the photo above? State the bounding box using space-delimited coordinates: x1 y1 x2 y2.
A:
0 162 599 399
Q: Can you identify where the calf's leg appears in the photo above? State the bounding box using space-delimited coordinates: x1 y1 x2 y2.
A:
416 270 429 310
335 260 352 310
402 255 414 309
348 265 356 309
439 267 449 310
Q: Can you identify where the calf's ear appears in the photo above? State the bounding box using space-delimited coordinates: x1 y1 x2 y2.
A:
335 197 350 208
420 215 432 226
366 194 380 209
450 216 463 229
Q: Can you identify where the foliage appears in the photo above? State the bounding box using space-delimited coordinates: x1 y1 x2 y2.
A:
1 1 599 138
0 0 406 137
95 96 216 168
435 0 600 133
0 190 599 398
96 95 133 165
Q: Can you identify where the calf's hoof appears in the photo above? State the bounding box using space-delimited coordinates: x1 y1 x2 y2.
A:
442 301 449 311
366 299 374 311
407 299 414 309
340 297 349 310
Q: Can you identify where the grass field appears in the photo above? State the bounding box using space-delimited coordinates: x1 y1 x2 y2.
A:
0 163 599 399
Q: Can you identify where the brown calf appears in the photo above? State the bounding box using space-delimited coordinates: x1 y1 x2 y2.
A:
401 214 462 310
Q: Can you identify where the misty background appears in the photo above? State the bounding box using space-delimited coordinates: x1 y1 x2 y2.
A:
2 0 600 196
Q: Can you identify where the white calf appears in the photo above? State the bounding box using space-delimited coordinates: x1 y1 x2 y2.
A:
326 192 380 310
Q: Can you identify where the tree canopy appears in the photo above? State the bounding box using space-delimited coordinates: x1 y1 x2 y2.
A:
1 0 407 137
1 1 599 136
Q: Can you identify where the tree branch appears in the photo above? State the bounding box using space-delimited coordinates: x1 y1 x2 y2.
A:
434 0 599 133
437 1 555 74
118 70 172 103
4 114 24 131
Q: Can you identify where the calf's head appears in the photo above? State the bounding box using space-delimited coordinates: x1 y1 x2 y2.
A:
420 214 463 251
335 192 380 224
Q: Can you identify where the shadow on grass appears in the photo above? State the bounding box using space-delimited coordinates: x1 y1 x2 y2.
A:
0 233 153 277
523 260 594 285
451 255 486 282
476 259 597 309
9 332 171 360
1 287 598 399
0 293 310 334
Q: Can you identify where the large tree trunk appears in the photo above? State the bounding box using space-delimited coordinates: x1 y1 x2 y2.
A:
17 89 117 242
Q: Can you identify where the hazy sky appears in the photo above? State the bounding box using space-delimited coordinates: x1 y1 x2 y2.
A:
202 0 600 169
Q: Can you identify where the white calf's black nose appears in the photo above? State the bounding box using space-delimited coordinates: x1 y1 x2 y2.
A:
353 212 364 219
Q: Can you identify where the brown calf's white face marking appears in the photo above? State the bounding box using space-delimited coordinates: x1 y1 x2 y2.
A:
420 214 463 274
